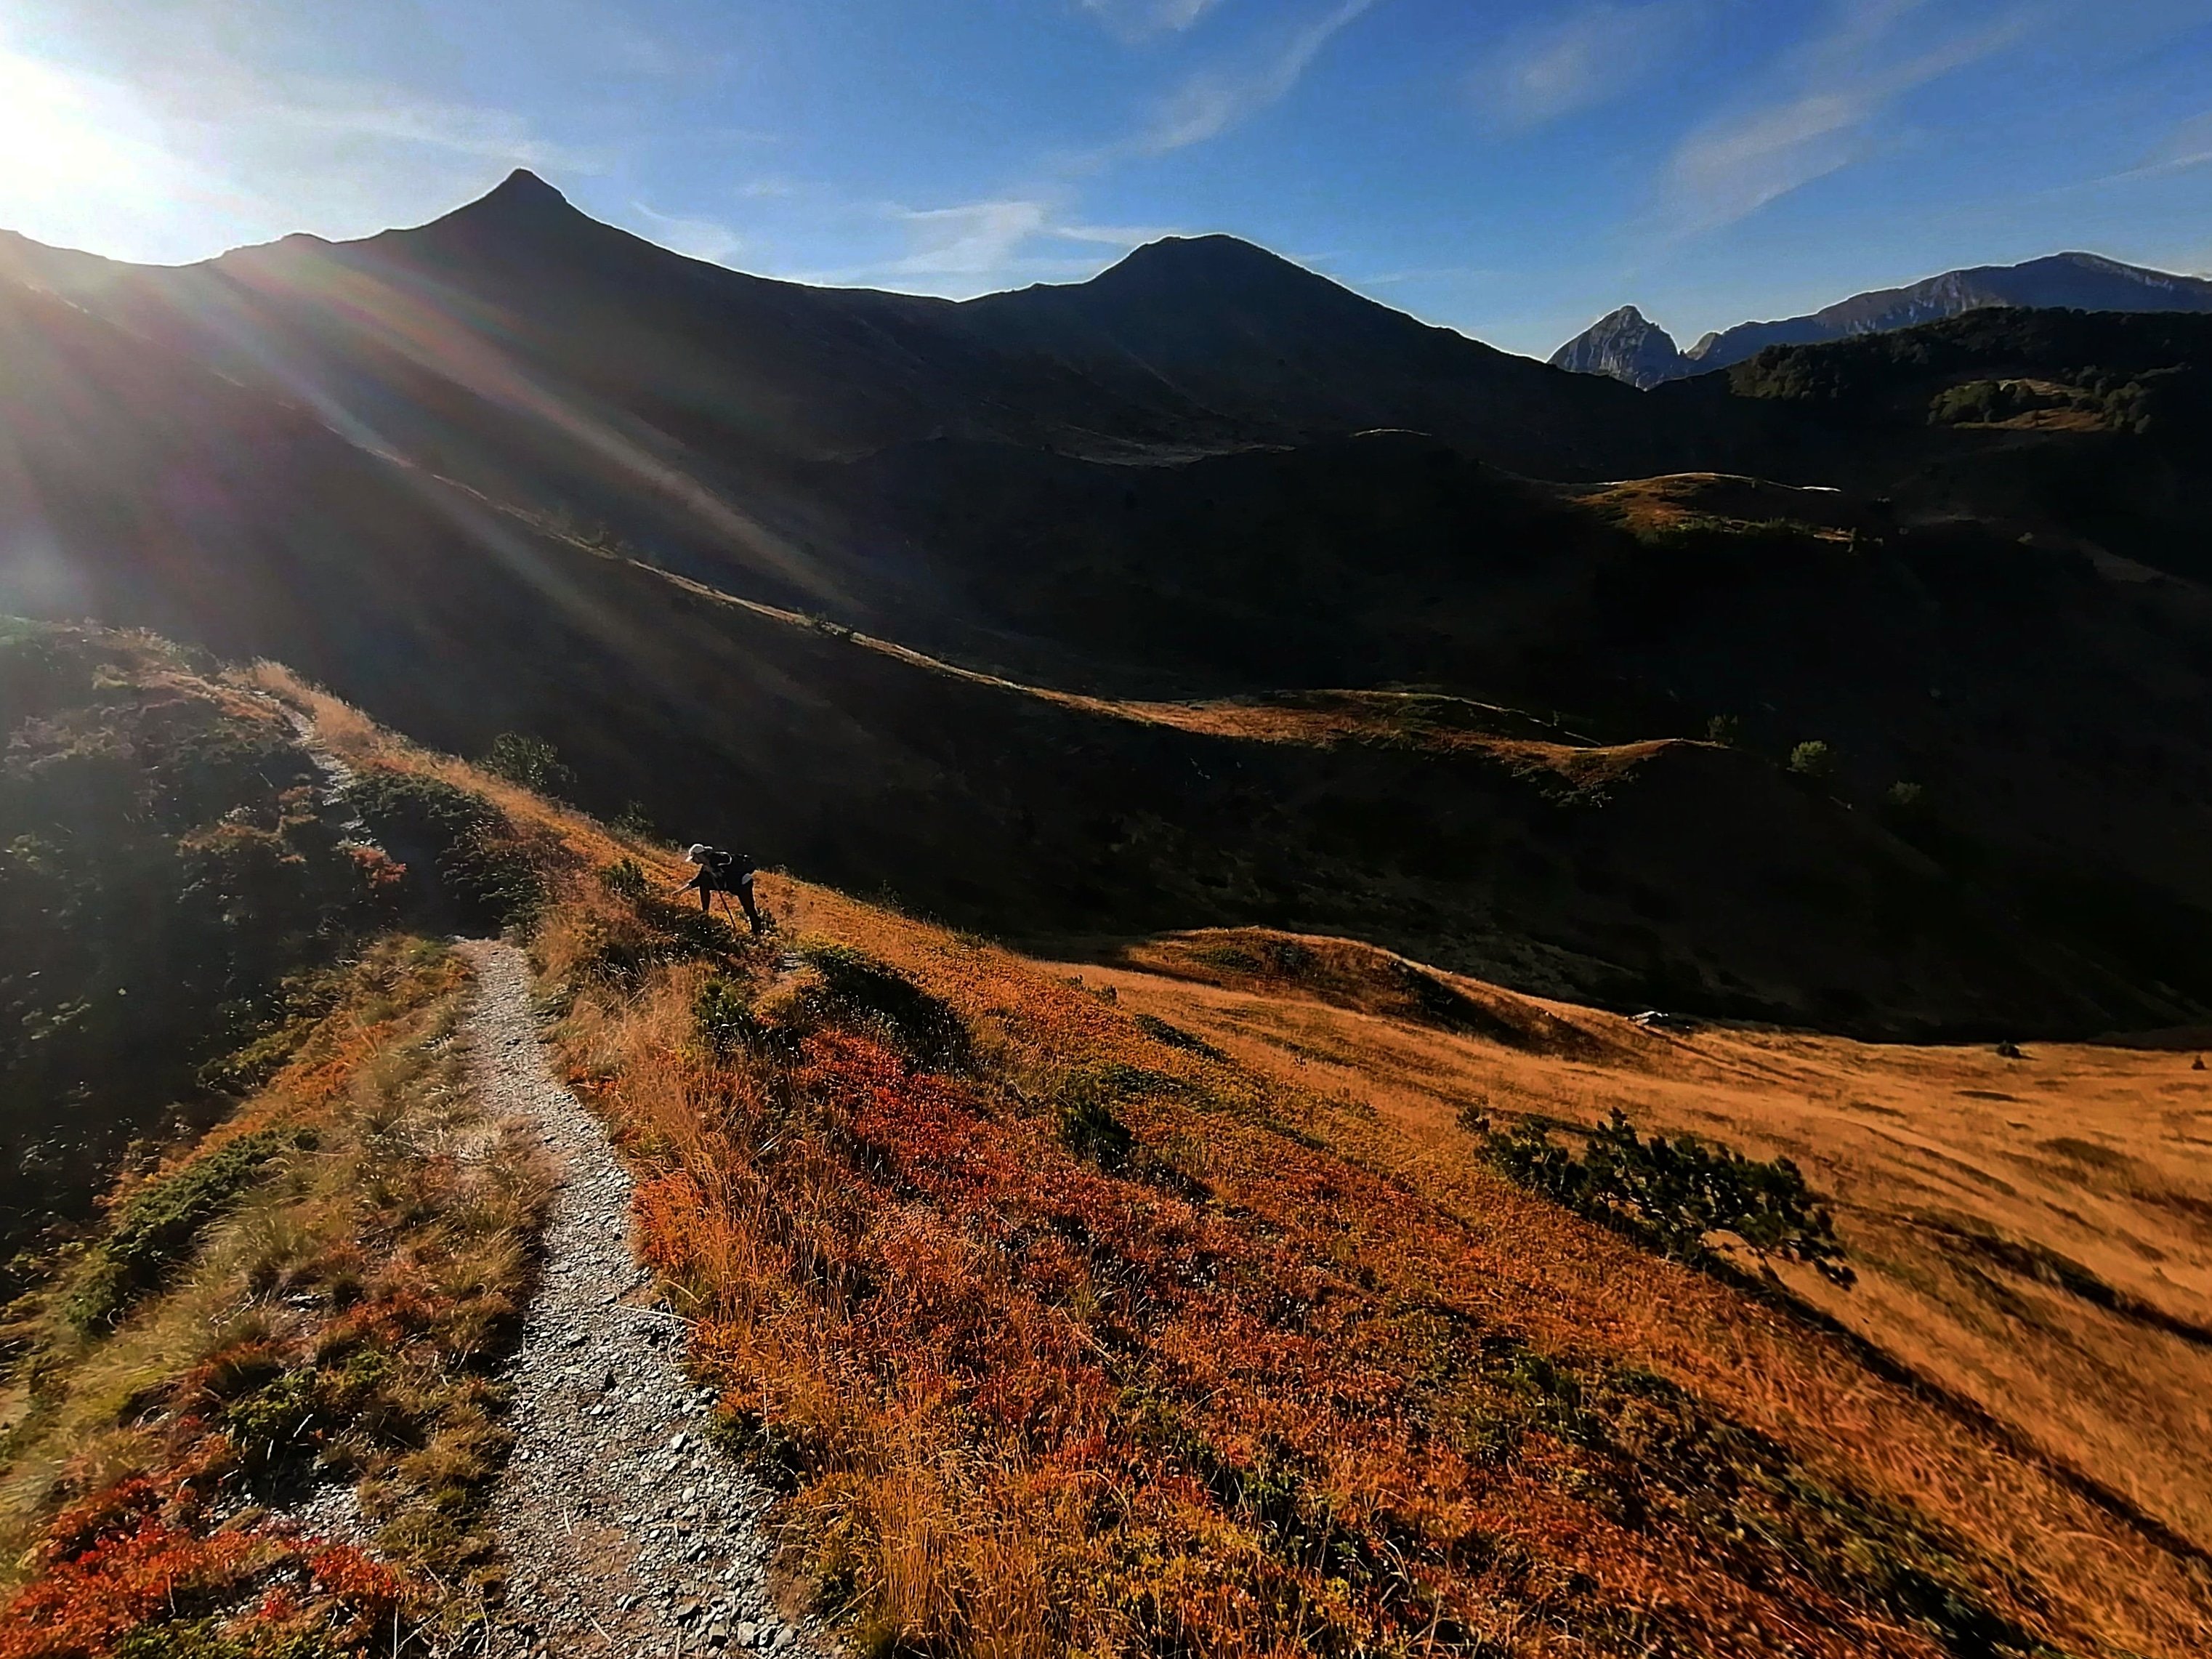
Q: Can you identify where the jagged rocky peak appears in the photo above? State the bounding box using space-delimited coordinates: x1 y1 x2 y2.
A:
1560 250 2212 386
1548 304 1687 389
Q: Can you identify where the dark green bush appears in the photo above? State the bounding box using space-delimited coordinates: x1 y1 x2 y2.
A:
1132 1012 1227 1061
1050 1068 1136 1171
1470 1109 1849 1282
599 856 651 900
347 772 542 929
480 732 576 798
798 943 968 1070
1787 739 1835 780
693 976 761 1058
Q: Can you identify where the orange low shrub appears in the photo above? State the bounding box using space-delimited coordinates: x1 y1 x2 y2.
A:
563 934 2035 1659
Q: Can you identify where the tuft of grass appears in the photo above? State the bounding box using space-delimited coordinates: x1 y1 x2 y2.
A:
66 1129 315 1331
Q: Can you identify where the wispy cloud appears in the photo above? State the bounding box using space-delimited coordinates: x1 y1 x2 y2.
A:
884 198 1053 275
1134 0 1380 155
1472 1 1705 131
762 191 1179 294
1052 219 1183 246
1660 0 2030 233
2099 108 2212 182
245 80 587 170
1081 0 1225 41
628 203 744 264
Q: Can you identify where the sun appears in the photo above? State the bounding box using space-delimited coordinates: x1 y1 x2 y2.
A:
0 41 203 259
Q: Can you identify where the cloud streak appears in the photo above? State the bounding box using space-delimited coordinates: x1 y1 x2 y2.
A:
628 203 745 264
1472 1 1705 132
1660 0 2030 234
1134 0 1380 155
1081 0 1224 41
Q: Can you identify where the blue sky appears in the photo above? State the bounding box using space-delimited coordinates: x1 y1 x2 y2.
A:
3 0 2209 355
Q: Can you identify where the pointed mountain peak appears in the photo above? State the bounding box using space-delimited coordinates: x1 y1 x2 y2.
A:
1097 234 1310 286
1549 305 1684 389
411 168 593 247
1066 234 1387 326
483 168 570 209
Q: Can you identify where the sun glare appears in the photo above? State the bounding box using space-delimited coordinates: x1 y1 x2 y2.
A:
0 43 212 261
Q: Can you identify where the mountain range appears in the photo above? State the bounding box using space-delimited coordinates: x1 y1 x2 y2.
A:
1551 251 2212 387
5 171 2212 1035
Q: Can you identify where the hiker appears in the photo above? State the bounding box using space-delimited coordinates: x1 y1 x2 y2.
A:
682 843 764 935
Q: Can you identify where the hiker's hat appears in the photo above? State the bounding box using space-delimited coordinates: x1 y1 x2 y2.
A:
686 843 711 863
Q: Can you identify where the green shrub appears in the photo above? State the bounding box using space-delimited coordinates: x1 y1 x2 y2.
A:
1469 1109 1849 1282
1050 1068 1136 1171
599 856 651 901
348 772 542 929
480 732 575 798
1132 1012 1228 1061
1703 714 1743 746
1786 739 1835 780
693 976 761 1058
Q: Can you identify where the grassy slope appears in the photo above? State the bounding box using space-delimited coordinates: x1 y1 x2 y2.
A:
0 624 400 1262
13 655 2205 1656
0 938 551 1658
1073 933 2212 1570
266 678 2205 1654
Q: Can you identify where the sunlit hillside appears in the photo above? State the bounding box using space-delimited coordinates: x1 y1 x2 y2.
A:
2 626 2206 1655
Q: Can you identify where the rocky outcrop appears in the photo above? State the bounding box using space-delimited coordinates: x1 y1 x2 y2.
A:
1547 304 1688 389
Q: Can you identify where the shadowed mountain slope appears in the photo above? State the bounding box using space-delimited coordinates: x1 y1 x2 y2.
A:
7 181 2212 1033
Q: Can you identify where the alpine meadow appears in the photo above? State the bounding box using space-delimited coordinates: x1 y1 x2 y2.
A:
3 5 2210 1656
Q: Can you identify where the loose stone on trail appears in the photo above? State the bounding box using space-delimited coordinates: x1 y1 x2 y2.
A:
455 940 831 1657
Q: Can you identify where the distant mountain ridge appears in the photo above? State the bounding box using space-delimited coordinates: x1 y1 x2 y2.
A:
9 172 2212 1034
1552 251 2212 386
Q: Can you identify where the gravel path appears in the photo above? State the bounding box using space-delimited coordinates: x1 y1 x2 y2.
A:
457 940 831 1659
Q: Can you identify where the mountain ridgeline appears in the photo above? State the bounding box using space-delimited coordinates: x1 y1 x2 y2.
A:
6 171 2212 1036
1551 249 2212 384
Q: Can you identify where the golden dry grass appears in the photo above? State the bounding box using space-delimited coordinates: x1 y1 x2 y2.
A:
226 676 2212 1656
1066 928 2212 1654
0 935 553 1655
1565 472 1862 536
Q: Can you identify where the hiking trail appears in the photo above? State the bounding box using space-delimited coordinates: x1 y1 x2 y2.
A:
456 939 832 1658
